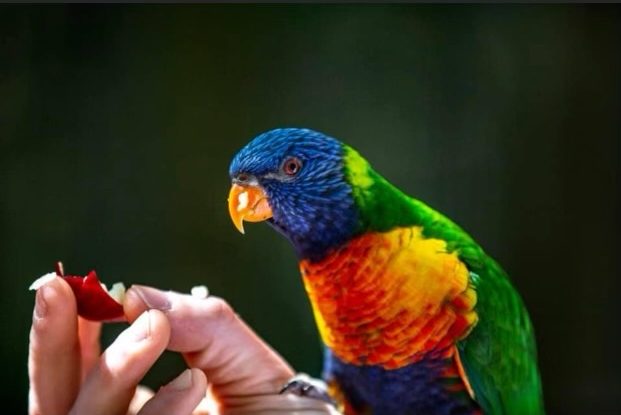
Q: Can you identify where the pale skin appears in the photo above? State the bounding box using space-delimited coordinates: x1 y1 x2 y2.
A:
28 276 338 415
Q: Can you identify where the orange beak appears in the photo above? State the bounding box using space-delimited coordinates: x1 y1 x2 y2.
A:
227 183 273 234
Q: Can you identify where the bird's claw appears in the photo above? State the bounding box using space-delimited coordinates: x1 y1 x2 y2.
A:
279 373 336 405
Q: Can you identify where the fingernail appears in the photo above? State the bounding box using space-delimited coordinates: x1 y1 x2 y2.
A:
34 286 49 319
131 286 172 311
168 369 193 390
131 310 152 341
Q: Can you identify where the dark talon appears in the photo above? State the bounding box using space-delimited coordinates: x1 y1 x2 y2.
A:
280 374 336 405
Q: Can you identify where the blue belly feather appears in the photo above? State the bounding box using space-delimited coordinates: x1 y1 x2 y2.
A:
323 349 478 415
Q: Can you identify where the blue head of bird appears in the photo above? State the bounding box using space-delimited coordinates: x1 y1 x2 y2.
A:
228 128 360 261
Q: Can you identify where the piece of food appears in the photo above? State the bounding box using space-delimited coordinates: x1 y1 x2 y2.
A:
190 285 209 299
30 262 126 322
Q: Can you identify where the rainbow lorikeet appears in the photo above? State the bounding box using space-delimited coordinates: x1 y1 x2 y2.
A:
227 128 545 415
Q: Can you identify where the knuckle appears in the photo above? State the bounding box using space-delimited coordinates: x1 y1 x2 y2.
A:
207 296 235 322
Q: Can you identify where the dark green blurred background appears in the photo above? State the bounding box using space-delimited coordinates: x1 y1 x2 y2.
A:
1 4 619 414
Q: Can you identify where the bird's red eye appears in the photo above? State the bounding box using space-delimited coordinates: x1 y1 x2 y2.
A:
282 157 302 176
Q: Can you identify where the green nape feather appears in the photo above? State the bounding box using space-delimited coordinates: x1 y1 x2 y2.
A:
343 145 545 415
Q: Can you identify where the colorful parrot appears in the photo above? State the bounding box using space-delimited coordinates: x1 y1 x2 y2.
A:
227 128 544 415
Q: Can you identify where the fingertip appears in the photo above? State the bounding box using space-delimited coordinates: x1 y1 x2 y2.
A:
124 285 173 323
51 275 75 297
166 368 193 390
33 277 76 320
123 286 149 323
137 368 209 415
127 385 155 415
189 367 208 390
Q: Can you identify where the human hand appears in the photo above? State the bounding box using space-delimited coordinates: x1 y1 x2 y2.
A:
28 276 206 415
123 284 338 414
28 277 338 415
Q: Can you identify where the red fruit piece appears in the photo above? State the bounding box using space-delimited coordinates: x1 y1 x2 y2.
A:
30 262 126 322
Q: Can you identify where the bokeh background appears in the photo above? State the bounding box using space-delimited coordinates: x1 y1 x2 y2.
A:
1 4 619 414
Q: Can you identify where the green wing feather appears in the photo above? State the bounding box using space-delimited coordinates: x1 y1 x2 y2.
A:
344 147 545 414
457 261 544 415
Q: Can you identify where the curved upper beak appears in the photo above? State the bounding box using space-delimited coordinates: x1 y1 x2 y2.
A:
227 183 273 234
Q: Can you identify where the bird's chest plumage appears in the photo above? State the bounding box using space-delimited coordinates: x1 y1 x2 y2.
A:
300 227 480 414
300 226 478 368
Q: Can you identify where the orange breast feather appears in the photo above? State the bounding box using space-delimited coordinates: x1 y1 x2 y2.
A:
300 227 478 370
